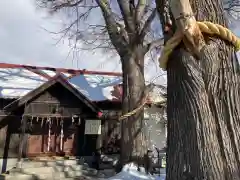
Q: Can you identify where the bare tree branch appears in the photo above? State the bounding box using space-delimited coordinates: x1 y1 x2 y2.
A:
117 0 135 33
135 0 147 26
224 0 240 12
146 38 164 51
50 0 86 12
139 8 157 39
37 0 164 54
95 0 128 52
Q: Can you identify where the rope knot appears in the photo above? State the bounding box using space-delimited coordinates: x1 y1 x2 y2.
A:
159 21 240 70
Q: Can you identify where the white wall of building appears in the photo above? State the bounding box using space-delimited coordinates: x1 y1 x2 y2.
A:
144 106 167 151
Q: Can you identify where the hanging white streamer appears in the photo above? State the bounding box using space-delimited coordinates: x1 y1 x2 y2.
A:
47 118 52 152
60 119 64 151
30 116 33 126
72 116 74 124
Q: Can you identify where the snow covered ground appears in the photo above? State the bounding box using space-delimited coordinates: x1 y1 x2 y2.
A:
107 163 166 180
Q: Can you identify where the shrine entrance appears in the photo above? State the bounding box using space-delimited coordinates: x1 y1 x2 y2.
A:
3 74 102 159
25 116 100 157
26 116 82 157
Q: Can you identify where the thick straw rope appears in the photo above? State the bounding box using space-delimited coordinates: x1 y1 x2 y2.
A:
118 99 166 121
159 21 240 70
119 102 146 121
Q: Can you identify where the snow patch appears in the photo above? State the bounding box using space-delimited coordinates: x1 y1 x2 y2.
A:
107 163 165 180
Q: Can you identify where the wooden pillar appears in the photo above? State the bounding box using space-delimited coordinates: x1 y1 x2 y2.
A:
96 133 102 150
18 115 27 162
2 125 11 173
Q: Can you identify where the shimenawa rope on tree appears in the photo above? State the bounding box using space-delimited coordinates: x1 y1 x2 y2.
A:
117 22 240 120
118 99 166 121
159 21 240 70
120 21 240 121
118 102 147 121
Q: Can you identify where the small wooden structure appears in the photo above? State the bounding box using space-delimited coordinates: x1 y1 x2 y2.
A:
0 74 103 159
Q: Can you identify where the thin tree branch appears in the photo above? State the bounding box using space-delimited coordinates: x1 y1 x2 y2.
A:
140 83 155 103
145 38 164 51
41 6 96 45
129 0 136 15
117 0 135 33
156 0 173 40
51 0 85 11
135 0 147 26
139 8 157 39
95 0 127 51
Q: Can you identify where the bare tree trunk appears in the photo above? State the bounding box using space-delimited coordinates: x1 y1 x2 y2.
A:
158 0 240 179
120 46 147 164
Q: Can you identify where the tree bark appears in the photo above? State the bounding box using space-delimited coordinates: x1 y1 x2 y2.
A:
162 0 240 179
120 45 147 164
96 0 149 167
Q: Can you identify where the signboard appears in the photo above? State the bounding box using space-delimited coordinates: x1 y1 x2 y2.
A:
84 120 101 135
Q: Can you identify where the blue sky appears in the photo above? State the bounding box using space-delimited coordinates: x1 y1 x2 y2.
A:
0 0 239 86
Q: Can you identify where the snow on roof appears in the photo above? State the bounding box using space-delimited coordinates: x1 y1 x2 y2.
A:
0 68 46 98
0 68 166 103
0 68 122 101
69 73 122 101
